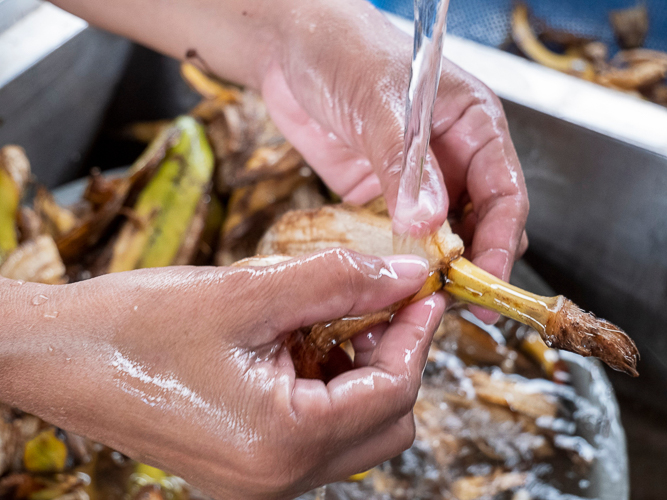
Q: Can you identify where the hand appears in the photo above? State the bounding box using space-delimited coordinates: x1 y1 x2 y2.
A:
261 0 529 323
50 0 528 326
0 250 444 499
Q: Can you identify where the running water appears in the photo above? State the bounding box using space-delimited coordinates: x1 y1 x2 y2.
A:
393 0 450 255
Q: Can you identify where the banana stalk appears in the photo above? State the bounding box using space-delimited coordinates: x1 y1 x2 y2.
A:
444 258 638 376
256 204 639 377
108 116 214 273
0 146 30 265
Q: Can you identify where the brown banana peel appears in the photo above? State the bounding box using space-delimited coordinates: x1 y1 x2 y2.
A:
57 125 182 262
108 116 215 272
34 187 78 239
253 204 639 378
512 4 595 81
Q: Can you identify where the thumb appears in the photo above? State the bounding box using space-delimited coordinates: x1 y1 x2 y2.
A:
378 145 449 238
229 248 429 346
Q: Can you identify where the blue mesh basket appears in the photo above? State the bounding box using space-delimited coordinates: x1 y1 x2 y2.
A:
370 0 667 52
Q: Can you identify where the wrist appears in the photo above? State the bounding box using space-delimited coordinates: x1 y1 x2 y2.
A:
266 0 390 83
0 278 64 406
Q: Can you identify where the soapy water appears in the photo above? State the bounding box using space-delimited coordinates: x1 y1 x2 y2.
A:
393 0 450 255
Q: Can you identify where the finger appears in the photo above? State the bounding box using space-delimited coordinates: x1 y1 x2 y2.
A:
324 412 416 483
261 63 377 200
350 322 389 368
430 67 528 324
291 295 444 444
517 231 529 259
383 147 449 237
227 249 429 345
431 99 528 279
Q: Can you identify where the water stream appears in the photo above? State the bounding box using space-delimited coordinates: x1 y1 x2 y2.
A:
393 0 451 255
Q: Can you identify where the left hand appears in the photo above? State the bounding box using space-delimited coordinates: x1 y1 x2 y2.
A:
261 0 529 322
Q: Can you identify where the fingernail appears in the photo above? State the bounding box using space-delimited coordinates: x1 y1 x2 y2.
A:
381 255 429 280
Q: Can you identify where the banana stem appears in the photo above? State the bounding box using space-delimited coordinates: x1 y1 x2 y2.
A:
444 257 559 335
443 257 639 376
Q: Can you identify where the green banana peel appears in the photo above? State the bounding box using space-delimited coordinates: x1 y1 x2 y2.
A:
0 146 30 266
24 428 68 474
0 169 20 265
109 116 214 273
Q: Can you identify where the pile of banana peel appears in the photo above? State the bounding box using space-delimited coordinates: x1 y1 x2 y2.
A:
510 3 667 106
0 62 638 500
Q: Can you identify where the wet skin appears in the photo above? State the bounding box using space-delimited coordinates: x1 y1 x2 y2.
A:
10 0 530 496
52 0 530 324
0 250 444 499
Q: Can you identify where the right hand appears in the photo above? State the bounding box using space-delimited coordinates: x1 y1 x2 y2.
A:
0 249 444 499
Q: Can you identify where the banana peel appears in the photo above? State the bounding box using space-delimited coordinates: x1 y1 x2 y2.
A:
512 4 595 80
23 428 68 474
596 60 667 90
180 62 241 103
57 125 181 262
0 235 66 285
192 193 224 265
610 4 649 50
0 146 31 266
256 204 639 378
108 116 214 272
119 120 172 144
222 168 312 244
129 464 185 500
34 188 77 240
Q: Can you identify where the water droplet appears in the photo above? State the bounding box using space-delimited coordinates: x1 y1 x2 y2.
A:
11 280 25 287
44 311 59 319
31 294 48 306
133 305 138 312
48 345 54 353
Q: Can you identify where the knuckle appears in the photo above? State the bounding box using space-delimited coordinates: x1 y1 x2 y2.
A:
474 81 502 111
397 417 417 452
252 443 309 495
326 248 370 293
393 386 419 418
